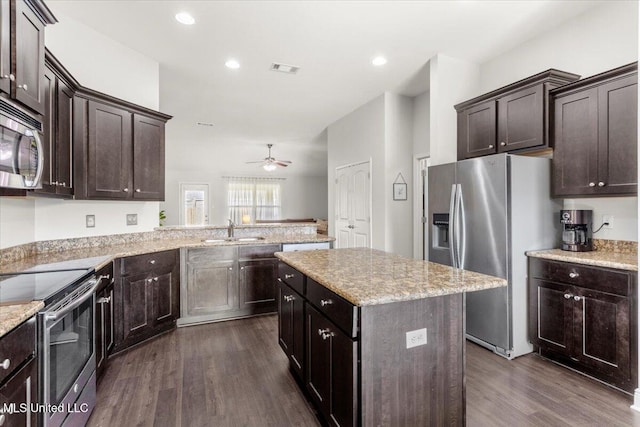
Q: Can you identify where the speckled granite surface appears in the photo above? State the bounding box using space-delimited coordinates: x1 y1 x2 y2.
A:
275 248 507 306
0 234 334 274
593 239 637 254
0 301 42 338
526 248 637 272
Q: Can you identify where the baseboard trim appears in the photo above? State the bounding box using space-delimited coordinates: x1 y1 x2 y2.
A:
630 388 640 412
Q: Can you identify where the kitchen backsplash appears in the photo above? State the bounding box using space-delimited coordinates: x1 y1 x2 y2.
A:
592 239 637 255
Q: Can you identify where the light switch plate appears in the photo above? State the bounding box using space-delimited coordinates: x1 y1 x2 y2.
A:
406 328 427 349
126 214 138 226
86 215 95 228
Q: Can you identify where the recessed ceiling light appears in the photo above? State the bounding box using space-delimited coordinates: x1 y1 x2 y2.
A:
372 56 387 66
225 59 240 69
175 12 195 25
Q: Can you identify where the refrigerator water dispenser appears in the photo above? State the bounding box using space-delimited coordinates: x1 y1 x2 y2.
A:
432 213 449 249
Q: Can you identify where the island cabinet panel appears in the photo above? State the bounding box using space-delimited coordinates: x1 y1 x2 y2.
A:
552 64 637 197
113 250 180 353
278 280 304 380
528 257 637 393
360 295 465 426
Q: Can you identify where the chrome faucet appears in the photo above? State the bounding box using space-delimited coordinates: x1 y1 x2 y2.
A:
228 219 235 238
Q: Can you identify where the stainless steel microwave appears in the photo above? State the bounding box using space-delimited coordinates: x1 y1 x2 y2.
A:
0 98 44 189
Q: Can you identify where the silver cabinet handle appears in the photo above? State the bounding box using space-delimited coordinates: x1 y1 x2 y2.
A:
149 260 156 264
598 182 605 187
52 181 58 186
284 295 295 302
240 266 244 270
589 182 596 187
17 83 27 91
135 188 141 193
0 359 10 370
574 295 582 301
97 296 111 304
318 329 334 340
564 293 572 299
488 144 494 149
73 383 79 393
123 188 129 192
228 267 233 271
0 413 5 425
320 299 333 307
569 272 579 279
500 141 506 146
284 274 294 279
60 182 66 187
277 278 283 283
318 328 330 336
147 278 153 283
153 277 158 282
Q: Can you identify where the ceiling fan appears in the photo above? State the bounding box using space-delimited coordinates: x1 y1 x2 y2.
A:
246 144 292 171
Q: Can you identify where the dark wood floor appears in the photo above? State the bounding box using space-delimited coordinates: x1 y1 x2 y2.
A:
89 315 640 426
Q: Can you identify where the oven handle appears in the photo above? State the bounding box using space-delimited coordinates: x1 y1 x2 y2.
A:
44 278 100 322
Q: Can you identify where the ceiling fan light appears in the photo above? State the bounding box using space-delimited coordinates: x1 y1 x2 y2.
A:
263 163 277 172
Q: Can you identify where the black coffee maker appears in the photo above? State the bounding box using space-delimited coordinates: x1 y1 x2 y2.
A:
560 209 593 252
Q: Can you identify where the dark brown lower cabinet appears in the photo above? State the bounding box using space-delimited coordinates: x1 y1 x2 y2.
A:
528 257 637 393
114 250 180 353
239 258 278 315
306 304 357 427
0 358 37 426
278 280 304 380
95 263 114 381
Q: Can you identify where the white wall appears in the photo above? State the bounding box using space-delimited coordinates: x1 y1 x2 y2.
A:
412 91 430 157
428 54 480 166
0 10 162 248
477 1 639 242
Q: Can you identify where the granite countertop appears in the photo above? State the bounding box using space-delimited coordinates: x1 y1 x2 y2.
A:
0 301 43 338
526 249 638 272
0 234 334 274
275 248 507 306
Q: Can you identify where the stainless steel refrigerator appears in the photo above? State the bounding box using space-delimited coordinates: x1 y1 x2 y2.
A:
428 153 561 359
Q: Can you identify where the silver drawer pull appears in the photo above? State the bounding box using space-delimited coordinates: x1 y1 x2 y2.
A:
569 272 579 279
574 295 582 301
488 144 494 149
277 278 283 283
0 359 10 370
598 182 605 187
589 182 596 187
153 277 159 282
500 141 506 146
149 259 156 264
0 413 5 425
97 296 111 304
318 328 330 336
73 383 79 393
321 330 334 340
320 299 333 307
284 274 295 279
284 295 295 302
564 293 572 299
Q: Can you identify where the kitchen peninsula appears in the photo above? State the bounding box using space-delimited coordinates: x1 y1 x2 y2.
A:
275 248 506 426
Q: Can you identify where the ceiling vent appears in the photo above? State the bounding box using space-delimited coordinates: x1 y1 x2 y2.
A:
270 63 300 74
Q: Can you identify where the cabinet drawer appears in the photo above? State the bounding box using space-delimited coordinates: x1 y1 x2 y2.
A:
306 278 358 338
278 262 304 295
0 318 35 385
238 244 281 260
186 247 236 264
529 257 631 296
121 250 178 275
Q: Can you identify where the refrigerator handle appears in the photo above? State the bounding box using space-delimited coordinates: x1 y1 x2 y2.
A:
456 184 466 269
449 184 458 268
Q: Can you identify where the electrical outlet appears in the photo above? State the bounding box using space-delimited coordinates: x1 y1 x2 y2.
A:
602 215 614 229
86 215 95 228
406 328 427 349
126 214 138 226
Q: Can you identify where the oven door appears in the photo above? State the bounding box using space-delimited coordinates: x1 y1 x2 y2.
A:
0 111 43 189
40 278 98 427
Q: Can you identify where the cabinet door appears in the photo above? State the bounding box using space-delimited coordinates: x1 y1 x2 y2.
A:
14 0 45 114
529 279 573 355
55 78 74 196
552 88 599 197
184 259 237 317
239 258 278 315
87 100 132 199
0 357 37 427
95 286 106 378
105 285 114 355
278 281 304 379
574 287 631 382
329 326 357 427
497 84 544 152
132 114 165 200
596 74 638 195
151 270 179 326
306 304 332 417
0 0 9 95
119 272 153 345
36 65 57 194
457 100 497 160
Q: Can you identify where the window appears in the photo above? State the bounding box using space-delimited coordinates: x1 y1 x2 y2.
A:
227 178 282 224
180 183 209 226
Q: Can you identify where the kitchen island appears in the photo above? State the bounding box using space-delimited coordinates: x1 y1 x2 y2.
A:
275 247 506 426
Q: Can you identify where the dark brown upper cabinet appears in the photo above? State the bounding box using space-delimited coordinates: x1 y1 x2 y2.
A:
0 0 56 114
73 89 171 201
33 51 77 197
552 63 637 197
455 69 580 160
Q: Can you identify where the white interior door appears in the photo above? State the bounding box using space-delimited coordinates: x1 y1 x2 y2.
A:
335 161 371 248
180 183 209 226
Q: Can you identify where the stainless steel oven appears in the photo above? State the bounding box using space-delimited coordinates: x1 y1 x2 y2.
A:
38 275 99 427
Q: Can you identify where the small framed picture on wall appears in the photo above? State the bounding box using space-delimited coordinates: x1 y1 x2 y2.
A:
393 182 407 201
